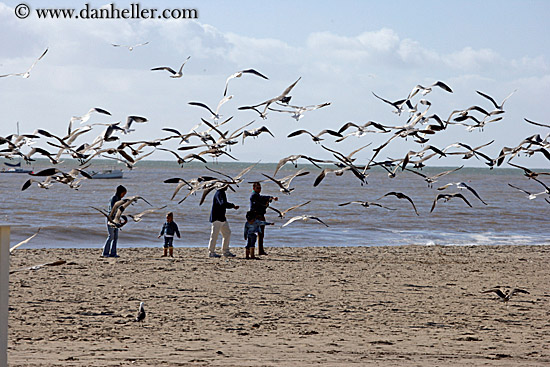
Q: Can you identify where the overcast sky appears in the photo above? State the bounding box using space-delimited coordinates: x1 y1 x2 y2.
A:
1 0 549 167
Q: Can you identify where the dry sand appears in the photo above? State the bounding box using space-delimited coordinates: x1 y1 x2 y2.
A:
7 245 550 366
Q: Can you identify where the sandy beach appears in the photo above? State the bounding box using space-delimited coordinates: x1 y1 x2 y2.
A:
7 245 550 366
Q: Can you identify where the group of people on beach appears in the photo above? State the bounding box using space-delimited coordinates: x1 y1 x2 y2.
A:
101 182 278 259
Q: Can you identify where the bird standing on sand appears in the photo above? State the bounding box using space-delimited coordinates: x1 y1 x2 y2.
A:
135 302 146 323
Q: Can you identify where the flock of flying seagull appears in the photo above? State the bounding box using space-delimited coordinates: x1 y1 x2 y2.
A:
2 43 544 311
1 44 550 231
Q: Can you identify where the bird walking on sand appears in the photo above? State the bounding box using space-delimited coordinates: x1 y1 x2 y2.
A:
481 287 529 303
135 302 146 323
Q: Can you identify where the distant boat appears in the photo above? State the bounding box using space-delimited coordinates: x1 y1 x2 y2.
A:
1 162 33 174
87 169 124 179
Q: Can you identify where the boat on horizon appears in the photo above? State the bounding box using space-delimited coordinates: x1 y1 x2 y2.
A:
86 169 124 179
0 162 33 174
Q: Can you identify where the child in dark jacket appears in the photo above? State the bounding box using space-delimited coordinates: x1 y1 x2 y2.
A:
158 212 181 257
244 211 274 259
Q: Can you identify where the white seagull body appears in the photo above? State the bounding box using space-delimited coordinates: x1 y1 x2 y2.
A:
0 48 48 78
151 56 191 78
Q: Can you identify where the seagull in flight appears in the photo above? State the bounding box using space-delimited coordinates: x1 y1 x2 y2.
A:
287 129 342 143
224 68 269 96
508 183 547 200
476 89 517 112
378 192 419 216
430 193 472 213
338 201 395 210
267 201 311 218
524 118 550 129
437 182 488 205
407 81 453 100
189 95 233 122
281 215 329 228
481 287 529 303
112 41 149 51
0 48 48 78
239 77 301 119
151 56 191 78
9 228 41 253
71 107 112 125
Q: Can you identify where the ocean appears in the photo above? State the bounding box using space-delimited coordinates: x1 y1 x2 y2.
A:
1 159 548 250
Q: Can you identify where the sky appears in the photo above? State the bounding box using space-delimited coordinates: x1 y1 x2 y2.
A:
0 0 549 167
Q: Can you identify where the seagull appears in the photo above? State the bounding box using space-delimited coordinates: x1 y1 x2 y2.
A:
268 102 331 121
338 201 395 210
188 95 233 122
9 228 41 253
0 48 48 78
378 192 419 216
93 196 152 227
267 201 311 218
481 288 529 303
242 126 275 144
287 129 342 143
507 162 550 179
21 177 54 191
407 81 453 100
476 89 517 112
337 121 389 140
281 215 329 228
508 183 547 200
404 166 464 188
261 170 309 194
157 148 207 166
224 68 269 96
239 77 301 119
119 115 148 134
135 302 146 322
111 41 149 51
274 154 326 176
437 182 487 205
128 206 168 222
524 118 550 129
71 107 112 125
151 56 191 78
430 193 472 213
313 166 350 187
371 92 413 115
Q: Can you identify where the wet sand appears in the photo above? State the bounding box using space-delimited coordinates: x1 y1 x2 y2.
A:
8 245 550 366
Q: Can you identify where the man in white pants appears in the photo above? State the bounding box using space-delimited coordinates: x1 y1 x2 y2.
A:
208 185 239 257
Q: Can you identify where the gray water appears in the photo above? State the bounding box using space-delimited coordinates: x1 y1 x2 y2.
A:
1 159 548 250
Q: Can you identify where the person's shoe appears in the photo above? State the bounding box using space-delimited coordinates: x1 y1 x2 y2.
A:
223 252 236 258
258 251 268 256
209 252 221 258
110 254 120 258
